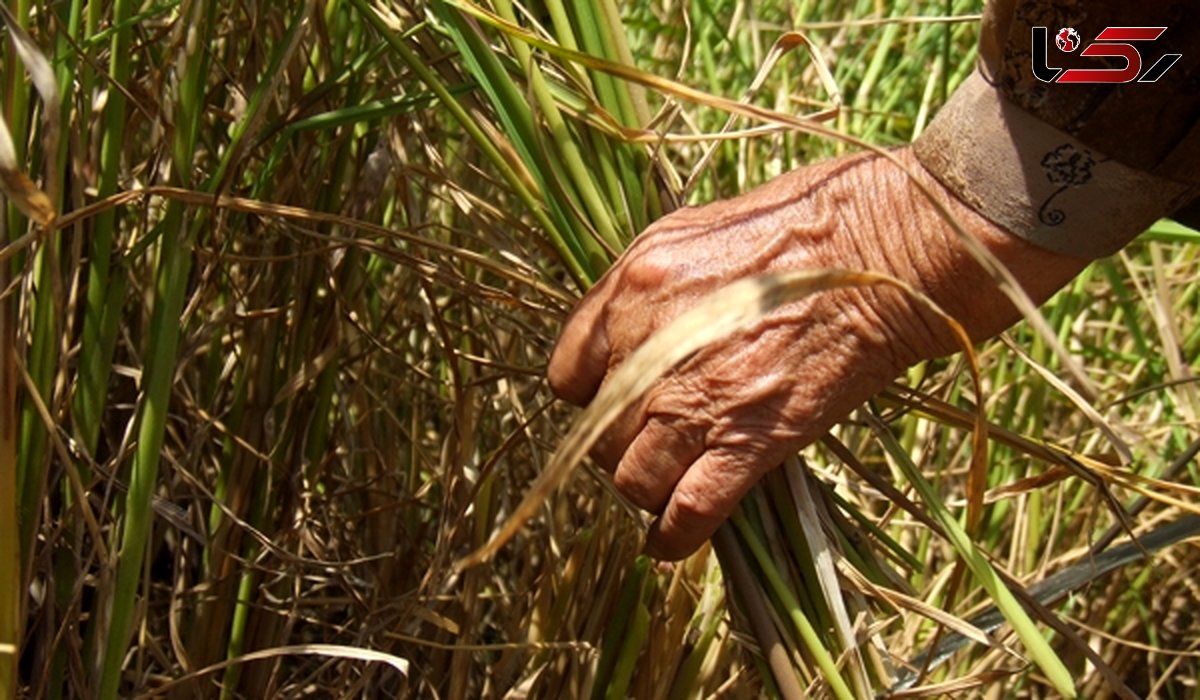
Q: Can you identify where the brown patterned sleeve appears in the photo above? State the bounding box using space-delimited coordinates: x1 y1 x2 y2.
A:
912 0 1199 257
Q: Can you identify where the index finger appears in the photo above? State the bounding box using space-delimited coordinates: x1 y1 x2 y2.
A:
547 285 612 406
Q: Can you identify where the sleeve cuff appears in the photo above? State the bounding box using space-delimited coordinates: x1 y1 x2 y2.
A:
914 70 1196 259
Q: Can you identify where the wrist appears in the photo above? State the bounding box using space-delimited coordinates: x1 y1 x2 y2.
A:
844 146 1090 364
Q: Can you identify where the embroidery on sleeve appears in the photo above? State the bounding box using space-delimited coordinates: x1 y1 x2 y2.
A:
1038 143 1096 226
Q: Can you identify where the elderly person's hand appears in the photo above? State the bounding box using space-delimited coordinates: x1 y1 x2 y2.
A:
547 146 1088 560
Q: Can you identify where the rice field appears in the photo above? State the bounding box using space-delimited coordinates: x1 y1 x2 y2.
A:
1 1 1198 698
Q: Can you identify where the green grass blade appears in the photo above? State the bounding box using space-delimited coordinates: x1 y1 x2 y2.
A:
3 0 51 570
96 3 216 696
1141 218 1200 246
73 0 134 456
591 555 648 698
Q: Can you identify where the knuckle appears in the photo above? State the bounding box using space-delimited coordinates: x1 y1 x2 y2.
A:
670 480 721 523
612 466 660 512
621 245 675 289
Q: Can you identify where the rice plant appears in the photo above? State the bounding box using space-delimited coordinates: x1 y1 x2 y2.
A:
1 1 1197 698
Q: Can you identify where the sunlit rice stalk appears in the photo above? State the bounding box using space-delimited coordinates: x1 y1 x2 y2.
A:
567 0 656 230
433 0 620 279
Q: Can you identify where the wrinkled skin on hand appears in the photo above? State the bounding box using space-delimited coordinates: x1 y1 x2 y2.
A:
548 146 1087 560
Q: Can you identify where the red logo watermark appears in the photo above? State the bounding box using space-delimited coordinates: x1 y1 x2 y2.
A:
1032 26 1181 83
